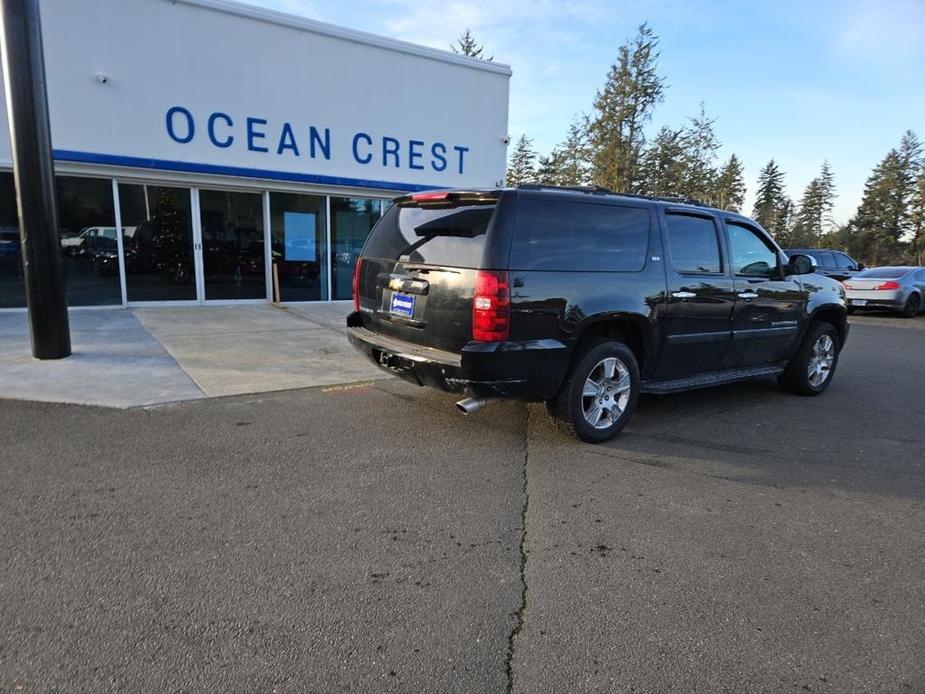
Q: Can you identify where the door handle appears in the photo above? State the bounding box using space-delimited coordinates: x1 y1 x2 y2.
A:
738 291 759 300
671 291 696 299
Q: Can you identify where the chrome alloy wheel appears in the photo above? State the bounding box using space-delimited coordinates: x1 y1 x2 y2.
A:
581 357 632 429
807 333 835 387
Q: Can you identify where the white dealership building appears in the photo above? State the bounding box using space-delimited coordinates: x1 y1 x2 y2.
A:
0 0 511 307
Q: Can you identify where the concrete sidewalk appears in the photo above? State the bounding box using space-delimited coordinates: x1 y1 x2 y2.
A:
0 302 385 408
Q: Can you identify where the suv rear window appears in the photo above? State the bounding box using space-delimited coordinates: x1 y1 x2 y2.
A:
363 201 496 268
510 200 649 272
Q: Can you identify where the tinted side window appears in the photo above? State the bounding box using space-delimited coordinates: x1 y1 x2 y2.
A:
817 251 836 268
665 213 721 274
834 253 855 269
726 222 778 277
510 199 649 272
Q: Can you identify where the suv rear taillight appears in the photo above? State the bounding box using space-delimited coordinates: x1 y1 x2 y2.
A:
472 270 510 342
353 257 363 311
874 281 900 290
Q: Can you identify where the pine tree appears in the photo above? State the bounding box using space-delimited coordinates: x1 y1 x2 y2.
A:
555 116 591 186
790 162 836 247
791 179 823 247
535 152 561 185
678 103 720 201
506 134 537 187
842 132 921 264
818 160 836 233
777 198 795 247
898 130 922 243
828 223 854 254
846 149 907 264
451 29 492 60
909 170 925 265
711 154 746 211
640 126 685 197
752 160 790 239
588 23 666 193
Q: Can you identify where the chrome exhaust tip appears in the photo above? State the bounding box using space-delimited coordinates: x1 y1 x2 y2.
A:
456 397 490 415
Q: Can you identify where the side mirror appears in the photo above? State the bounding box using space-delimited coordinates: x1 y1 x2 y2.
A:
785 253 816 276
856 262 865 271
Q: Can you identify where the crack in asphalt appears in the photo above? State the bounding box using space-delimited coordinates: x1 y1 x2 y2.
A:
504 406 531 694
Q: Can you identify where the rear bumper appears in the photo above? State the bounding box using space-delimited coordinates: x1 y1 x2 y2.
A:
346 312 569 401
847 297 903 309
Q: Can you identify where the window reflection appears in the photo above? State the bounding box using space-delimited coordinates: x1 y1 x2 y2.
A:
119 183 196 301
331 197 382 300
0 172 25 308
56 176 121 305
665 213 722 274
1 175 391 307
199 189 266 300
727 222 777 277
269 192 327 301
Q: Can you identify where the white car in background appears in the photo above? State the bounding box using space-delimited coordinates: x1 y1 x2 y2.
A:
844 267 925 318
60 226 119 256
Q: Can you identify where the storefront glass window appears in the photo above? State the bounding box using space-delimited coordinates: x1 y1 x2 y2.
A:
330 197 382 300
0 172 25 308
56 175 121 306
118 183 196 301
199 189 266 300
269 192 327 302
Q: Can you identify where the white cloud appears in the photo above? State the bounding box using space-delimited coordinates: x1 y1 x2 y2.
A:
834 0 925 65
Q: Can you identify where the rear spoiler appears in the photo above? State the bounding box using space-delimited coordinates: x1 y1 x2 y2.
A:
395 190 499 208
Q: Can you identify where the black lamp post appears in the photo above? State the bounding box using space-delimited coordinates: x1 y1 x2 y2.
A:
0 0 70 359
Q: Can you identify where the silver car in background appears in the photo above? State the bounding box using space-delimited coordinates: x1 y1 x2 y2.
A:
843 266 925 317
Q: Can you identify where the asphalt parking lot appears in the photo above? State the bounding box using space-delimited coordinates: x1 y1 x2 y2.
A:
1 314 923 692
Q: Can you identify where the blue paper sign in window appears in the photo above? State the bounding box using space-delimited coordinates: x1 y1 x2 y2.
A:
284 212 316 261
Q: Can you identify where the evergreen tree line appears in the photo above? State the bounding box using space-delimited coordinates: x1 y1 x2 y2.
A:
498 24 924 266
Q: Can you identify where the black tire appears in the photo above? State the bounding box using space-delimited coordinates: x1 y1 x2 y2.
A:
547 339 640 443
846 306 856 316
900 293 921 318
778 321 840 396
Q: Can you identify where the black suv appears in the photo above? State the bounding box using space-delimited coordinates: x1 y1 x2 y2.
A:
347 186 849 442
784 248 864 282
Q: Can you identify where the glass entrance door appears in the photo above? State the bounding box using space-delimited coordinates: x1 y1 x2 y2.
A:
268 192 328 302
119 183 197 302
197 189 266 300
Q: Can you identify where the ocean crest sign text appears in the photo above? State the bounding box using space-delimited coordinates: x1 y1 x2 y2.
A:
165 106 470 175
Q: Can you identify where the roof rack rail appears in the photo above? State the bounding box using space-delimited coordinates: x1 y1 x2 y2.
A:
614 192 710 207
516 184 709 207
517 184 614 195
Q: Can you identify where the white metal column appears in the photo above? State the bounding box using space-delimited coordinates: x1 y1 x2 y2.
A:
190 188 206 303
111 178 128 306
262 190 272 302
325 195 333 302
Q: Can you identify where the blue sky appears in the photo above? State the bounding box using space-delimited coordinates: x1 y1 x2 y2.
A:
251 0 925 224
